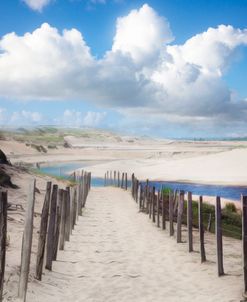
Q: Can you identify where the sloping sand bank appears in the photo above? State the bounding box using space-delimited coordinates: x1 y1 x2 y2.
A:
26 187 242 302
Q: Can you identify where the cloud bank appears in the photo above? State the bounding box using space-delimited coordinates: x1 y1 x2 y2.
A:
1 4 247 132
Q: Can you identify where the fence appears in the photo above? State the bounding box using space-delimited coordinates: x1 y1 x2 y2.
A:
105 170 247 299
0 170 91 302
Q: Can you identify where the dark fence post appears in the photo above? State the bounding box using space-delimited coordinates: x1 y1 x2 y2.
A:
152 187 156 223
169 191 174 236
216 196 224 276
0 190 7 301
53 189 62 261
35 181 52 280
59 190 67 251
177 191 184 243
199 196 206 263
125 173 127 190
157 191 160 228
187 192 193 252
161 189 166 230
45 184 58 271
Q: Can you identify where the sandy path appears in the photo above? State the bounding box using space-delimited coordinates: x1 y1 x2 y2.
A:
26 187 242 302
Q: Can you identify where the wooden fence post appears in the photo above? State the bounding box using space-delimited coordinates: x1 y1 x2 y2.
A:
139 184 143 210
125 173 127 190
59 190 67 251
65 187 71 242
45 184 58 271
35 181 52 281
199 196 206 263
169 191 174 236
162 191 166 230
177 191 184 243
216 196 224 276
242 195 247 298
18 179 36 302
0 190 7 301
53 189 62 261
152 187 156 223
118 171 120 187
114 171 116 187
121 173 124 188
72 187 77 229
157 191 160 228
187 192 193 252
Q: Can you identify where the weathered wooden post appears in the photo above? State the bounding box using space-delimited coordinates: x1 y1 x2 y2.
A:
125 173 127 190
35 181 52 280
187 192 193 252
118 171 120 187
169 191 174 236
177 191 184 243
139 184 143 210
121 172 124 188
110 171 112 186
114 171 116 187
216 196 224 276
45 184 58 271
152 187 156 223
65 187 71 242
18 179 36 302
199 196 206 262
53 189 62 261
72 187 77 229
242 195 247 298
135 179 139 203
162 190 166 230
59 190 67 251
157 190 160 228
0 190 7 301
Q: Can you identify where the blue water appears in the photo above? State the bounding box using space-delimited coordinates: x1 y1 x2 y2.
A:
39 161 105 187
142 181 247 201
39 161 247 201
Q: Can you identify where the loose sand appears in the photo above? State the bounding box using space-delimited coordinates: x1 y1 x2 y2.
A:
23 187 242 302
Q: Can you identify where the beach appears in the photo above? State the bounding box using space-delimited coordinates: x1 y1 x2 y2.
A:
0 131 246 301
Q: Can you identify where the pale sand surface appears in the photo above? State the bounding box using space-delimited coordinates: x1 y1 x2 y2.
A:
23 187 242 302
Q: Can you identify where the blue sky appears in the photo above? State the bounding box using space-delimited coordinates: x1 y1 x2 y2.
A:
0 0 247 138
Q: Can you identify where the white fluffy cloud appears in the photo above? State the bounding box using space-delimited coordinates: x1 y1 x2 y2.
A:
22 0 52 11
112 4 173 63
1 4 247 131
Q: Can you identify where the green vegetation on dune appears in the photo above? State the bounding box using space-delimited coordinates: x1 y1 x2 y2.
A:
161 189 242 240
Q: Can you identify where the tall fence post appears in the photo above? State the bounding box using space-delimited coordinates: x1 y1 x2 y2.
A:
169 191 174 236
162 190 166 230
45 184 58 271
187 192 193 252
18 179 36 302
65 187 71 242
177 191 184 243
199 196 206 263
157 190 160 228
242 195 247 298
53 189 62 261
152 187 156 223
35 181 52 281
216 196 224 276
0 190 7 301
59 190 67 251
125 173 127 190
